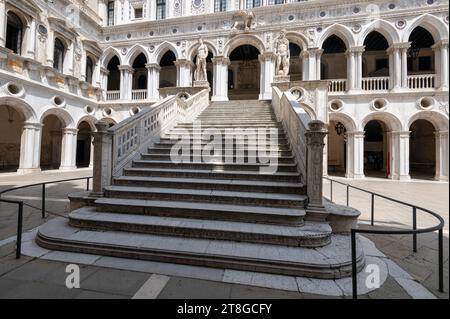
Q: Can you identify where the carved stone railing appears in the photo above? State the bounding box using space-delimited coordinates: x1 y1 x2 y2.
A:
92 89 210 195
106 90 120 101
407 74 436 90
362 76 389 91
328 79 347 93
132 89 148 100
272 86 328 218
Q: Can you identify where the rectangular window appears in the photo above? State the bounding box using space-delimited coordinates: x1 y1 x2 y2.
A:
134 7 143 19
214 0 227 12
268 0 285 5
246 0 261 8
156 0 166 20
107 1 114 26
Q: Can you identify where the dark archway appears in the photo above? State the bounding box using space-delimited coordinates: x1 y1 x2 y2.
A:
40 115 63 170
289 43 302 81
159 50 177 88
364 120 388 177
409 119 436 179
0 106 24 172
107 55 121 91
328 120 347 176
408 26 435 75
321 35 347 80
363 31 389 77
76 121 93 168
132 53 148 99
228 44 260 100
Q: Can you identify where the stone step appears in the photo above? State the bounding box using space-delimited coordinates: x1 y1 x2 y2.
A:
37 218 365 278
140 153 296 164
158 136 289 143
152 141 292 150
69 208 330 247
173 123 282 128
104 185 307 207
123 167 301 182
132 159 298 172
146 147 293 156
113 176 304 194
94 197 305 225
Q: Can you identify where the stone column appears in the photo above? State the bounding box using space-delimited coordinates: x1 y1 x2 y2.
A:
258 53 276 100
345 49 356 91
92 121 113 196
433 40 449 90
146 63 161 101
89 136 94 168
346 131 365 179
66 41 75 75
315 49 323 81
305 120 328 219
302 48 323 81
98 0 108 26
399 42 411 89
118 65 133 100
301 50 308 81
435 130 449 181
46 31 55 67
387 45 402 90
174 59 193 87
17 122 42 174
0 0 6 47
354 46 364 91
389 131 410 180
25 19 36 59
211 56 230 101
59 128 78 170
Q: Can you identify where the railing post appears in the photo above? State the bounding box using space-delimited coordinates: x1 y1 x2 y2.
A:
351 229 357 299
371 193 375 226
412 207 417 252
346 185 349 206
305 120 328 220
86 177 90 191
92 121 113 197
330 180 333 202
41 184 46 219
16 202 23 259
438 228 443 292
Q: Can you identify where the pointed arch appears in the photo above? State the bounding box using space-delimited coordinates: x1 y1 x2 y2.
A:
285 31 308 51
76 115 98 131
101 46 123 68
125 44 150 66
223 34 265 57
358 20 400 46
152 41 180 64
403 14 449 43
317 24 356 49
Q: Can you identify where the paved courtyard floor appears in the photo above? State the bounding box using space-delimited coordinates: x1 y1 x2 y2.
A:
0 170 447 299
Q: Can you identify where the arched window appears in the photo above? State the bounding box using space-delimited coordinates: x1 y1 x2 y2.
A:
86 57 94 84
6 12 23 54
53 38 65 72
214 0 227 12
156 0 166 20
246 0 261 8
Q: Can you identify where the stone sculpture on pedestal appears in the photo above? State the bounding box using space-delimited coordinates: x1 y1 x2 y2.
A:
274 29 290 83
193 38 209 87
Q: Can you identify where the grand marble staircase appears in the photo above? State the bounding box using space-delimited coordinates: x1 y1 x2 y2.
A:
37 99 364 278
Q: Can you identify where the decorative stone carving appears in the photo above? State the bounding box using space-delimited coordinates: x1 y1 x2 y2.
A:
275 29 290 77
231 10 256 33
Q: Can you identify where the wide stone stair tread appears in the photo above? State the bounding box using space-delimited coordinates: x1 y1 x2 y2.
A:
69 207 330 247
123 167 301 182
37 218 365 278
104 185 307 202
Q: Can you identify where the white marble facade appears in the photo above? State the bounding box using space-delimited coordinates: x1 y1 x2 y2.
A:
0 0 448 180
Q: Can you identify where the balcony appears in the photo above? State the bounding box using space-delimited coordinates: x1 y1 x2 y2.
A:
328 79 347 93
407 74 436 90
131 89 147 100
362 77 389 91
106 90 120 101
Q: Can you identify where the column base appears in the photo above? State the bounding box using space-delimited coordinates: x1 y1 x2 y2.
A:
258 92 272 100
59 166 78 171
16 168 41 175
211 96 229 102
345 173 365 179
434 175 449 182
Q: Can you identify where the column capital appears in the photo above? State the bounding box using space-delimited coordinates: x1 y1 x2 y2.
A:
432 39 449 50
212 56 230 66
390 42 411 50
174 59 194 68
100 67 110 75
435 130 449 137
303 48 323 58
62 128 79 135
258 52 277 62
145 63 161 71
23 122 43 130
346 131 365 138
391 130 411 137
347 46 365 54
118 65 134 73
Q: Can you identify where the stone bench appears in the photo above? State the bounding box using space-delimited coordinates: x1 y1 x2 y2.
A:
324 199 361 234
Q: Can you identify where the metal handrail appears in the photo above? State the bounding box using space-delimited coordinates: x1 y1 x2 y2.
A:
0 176 93 259
323 177 445 299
